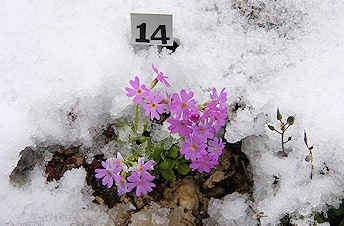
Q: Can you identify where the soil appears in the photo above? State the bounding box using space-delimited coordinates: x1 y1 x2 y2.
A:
11 124 253 225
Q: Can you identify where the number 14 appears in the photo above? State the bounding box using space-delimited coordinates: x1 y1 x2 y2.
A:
136 23 170 45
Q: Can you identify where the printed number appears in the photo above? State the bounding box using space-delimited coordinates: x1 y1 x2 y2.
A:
136 23 170 44
136 23 149 43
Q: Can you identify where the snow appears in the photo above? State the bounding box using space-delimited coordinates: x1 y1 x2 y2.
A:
1 0 343 225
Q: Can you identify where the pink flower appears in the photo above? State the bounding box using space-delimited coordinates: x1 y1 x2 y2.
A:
207 137 225 160
188 111 200 123
214 108 228 133
170 90 199 120
180 136 207 160
125 76 150 104
152 64 170 88
129 157 155 176
189 150 218 173
164 90 172 114
95 159 122 188
191 121 215 143
114 174 128 195
127 171 156 197
166 118 193 137
200 101 220 123
210 88 228 110
143 91 165 120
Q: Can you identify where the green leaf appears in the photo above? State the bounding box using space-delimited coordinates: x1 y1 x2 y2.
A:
160 153 175 170
157 161 169 170
173 160 179 169
287 116 295 125
329 203 344 216
314 213 325 223
277 108 282 120
167 146 178 158
152 143 164 162
177 153 185 160
267 125 275 131
177 163 190 175
160 169 176 181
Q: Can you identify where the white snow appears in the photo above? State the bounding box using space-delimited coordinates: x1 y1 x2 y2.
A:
1 0 343 225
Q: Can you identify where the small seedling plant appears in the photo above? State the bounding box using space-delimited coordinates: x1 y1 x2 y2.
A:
95 64 228 197
267 108 295 157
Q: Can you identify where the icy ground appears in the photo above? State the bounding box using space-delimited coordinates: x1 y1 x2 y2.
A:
1 0 343 225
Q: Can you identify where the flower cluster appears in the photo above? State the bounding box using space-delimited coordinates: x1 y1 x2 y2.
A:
167 88 228 173
97 64 228 197
125 65 228 173
95 153 155 197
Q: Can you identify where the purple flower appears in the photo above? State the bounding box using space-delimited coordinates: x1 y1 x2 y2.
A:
189 150 218 173
113 152 129 172
200 101 220 123
127 171 156 197
163 90 172 114
207 137 226 160
125 76 150 104
95 159 123 188
210 88 228 110
188 111 200 123
166 118 193 137
152 64 170 88
180 136 207 160
129 157 155 175
170 90 199 120
214 108 228 133
114 174 128 195
143 91 165 120
191 121 215 143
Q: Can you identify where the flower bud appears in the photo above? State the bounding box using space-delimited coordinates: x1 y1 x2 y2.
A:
277 108 282 120
150 78 159 89
268 125 275 131
287 116 295 125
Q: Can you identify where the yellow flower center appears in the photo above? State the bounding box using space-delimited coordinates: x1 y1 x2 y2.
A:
181 103 187 108
191 145 197 150
151 103 156 108
137 89 142 94
139 166 144 172
180 122 185 126
199 128 204 132
120 179 124 184
138 181 142 185
201 162 206 165
216 147 219 152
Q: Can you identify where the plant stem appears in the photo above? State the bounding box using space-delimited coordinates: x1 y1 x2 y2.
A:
281 131 286 156
135 103 139 133
281 124 291 156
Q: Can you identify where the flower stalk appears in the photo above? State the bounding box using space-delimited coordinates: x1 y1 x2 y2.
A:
267 108 295 157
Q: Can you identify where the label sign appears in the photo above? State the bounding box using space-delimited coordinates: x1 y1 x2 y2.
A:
131 13 173 46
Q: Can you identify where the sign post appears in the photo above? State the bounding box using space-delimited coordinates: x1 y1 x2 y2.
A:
131 13 173 46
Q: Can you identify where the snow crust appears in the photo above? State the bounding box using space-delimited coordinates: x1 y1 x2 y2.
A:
1 0 343 225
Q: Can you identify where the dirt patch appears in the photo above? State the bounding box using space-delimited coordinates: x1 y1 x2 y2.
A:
84 139 252 225
10 124 253 225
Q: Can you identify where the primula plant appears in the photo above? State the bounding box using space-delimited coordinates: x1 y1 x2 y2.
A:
95 64 228 197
